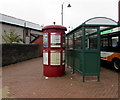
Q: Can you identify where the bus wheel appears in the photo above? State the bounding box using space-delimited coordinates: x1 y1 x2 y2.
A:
113 59 120 71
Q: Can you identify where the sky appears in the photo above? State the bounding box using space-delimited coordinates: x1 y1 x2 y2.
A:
0 0 118 30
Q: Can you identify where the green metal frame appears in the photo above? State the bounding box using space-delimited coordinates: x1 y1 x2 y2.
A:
66 17 119 82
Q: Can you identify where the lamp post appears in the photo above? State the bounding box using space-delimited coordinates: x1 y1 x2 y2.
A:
118 0 120 23
61 1 71 25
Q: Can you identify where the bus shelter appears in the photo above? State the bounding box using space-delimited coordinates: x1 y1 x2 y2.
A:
66 17 119 82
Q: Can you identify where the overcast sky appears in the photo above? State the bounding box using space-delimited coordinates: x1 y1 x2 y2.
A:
0 0 118 29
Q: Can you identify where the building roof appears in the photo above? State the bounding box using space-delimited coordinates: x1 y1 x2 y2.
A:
0 13 42 31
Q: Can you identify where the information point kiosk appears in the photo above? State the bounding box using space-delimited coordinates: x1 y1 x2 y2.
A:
42 25 67 77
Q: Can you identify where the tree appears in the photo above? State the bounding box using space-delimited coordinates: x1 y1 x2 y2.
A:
2 31 23 43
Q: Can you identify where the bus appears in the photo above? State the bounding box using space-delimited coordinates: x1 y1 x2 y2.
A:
101 27 120 71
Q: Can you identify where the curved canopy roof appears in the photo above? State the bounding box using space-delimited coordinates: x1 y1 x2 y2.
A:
83 17 117 25
67 17 119 35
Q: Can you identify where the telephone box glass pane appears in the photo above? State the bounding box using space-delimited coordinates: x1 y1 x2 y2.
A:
51 33 61 47
50 50 61 65
62 50 65 65
62 33 65 47
43 51 48 65
43 33 48 47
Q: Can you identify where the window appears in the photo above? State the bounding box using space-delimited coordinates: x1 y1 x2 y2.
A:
112 36 119 47
102 38 108 47
62 33 65 47
85 35 97 49
68 34 73 49
74 29 83 49
85 28 98 50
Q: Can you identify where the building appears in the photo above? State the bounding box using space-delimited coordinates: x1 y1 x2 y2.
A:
0 13 42 44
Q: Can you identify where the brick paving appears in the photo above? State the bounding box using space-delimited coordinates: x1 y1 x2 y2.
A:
2 57 119 98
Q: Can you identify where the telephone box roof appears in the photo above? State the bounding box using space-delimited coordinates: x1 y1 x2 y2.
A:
42 25 67 31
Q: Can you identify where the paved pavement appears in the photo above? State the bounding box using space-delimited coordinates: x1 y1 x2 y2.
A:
2 57 119 98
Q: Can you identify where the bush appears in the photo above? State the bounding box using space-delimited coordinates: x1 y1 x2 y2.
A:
2 31 23 43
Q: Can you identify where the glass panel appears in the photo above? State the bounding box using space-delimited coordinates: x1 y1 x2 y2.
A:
50 50 61 65
51 33 61 47
100 26 111 31
112 36 119 47
75 38 82 49
43 50 48 65
102 38 108 47
66 37 68 49
74 29 83 38
85 28 98 50
62 33 65 47
68 34 73 49
85 34 97 50
43 33 48 47
62 50 65 65
74 29 83 49
85 28 97 35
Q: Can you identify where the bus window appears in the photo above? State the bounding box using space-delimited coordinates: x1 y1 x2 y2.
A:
102 38 108 47
112 36 119 47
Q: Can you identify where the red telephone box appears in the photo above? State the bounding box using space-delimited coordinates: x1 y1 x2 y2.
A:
42 25 67 77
